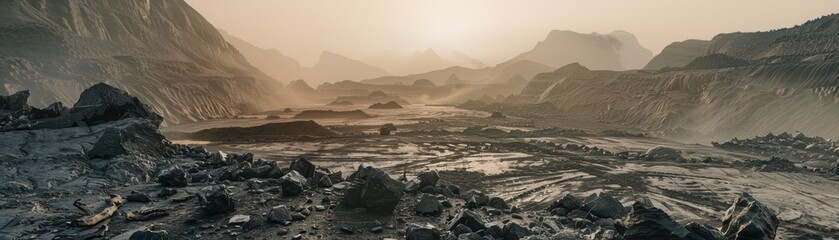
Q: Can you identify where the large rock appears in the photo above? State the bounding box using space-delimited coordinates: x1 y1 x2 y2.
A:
580 193 627 219
290 157 316 178
685 222 726 240
379 123 397 135
417 170 440 187
267 205 293 222
157 167 190 187
549 193 581 211
31 83 163 130
87 121 169 159
719 193 779 240
343 164 405 213
644 146 683 160
129 229 169 240
406 223 442 240
415 194 442 215
197 185 235 214
0 90 30 111
28 102 63 120
503 222 531 240
280 170 308 196
621 201 692 239
448 209 486 232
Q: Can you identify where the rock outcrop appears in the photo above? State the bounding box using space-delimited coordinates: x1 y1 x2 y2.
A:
720 193 779 240
0 0 281 125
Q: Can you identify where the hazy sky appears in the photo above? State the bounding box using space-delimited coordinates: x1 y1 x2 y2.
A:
186 0 839 66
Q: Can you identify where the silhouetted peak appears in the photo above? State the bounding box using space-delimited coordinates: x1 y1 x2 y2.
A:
412 79 436 87
554 63 590 73
368 90 389 98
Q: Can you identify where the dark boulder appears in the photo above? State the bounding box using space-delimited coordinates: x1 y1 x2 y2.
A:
417 170 440 187
684 222 726 240
448 209 486 232
32 83 162 129
289 157 316 178
343 164 405 213
157 167 189 187
452 224 472 236
415 194 442 215
464 190 489 208
644 146 683 161
621 201 691 240
196 185 235 214
549 193 580 211
489 197 510 209
379 123 397 135
580 193 627 219
0 90 30 111
406 223 442 240
129 229 169 240
87 121 169 159
280 171 307 196
502 222 531 240
267 205 293 222
719 193 779 240
28 102 63 120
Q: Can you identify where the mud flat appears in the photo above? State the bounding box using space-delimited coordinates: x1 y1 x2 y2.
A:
167 121 339 142
292 110 372 119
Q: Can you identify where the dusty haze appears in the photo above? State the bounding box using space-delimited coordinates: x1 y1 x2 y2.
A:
186 0 838 66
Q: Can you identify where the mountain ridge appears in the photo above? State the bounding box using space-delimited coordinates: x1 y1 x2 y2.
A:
0 0 282 125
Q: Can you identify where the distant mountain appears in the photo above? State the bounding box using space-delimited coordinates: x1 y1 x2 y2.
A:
503 30 653 70
444 51 487 69
305 51 390 84
519 14 839 139
219 30 302 82
360 59 551 86
365 49 486 76
490 60 553 84
285 79 318 96
0 0 281 125
643 39 710 70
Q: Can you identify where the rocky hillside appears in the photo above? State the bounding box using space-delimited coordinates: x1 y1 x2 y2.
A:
643 39 710 70
305 51 391 84
219 30 302 83
0 0 282 125
519 14 839 139
505 30 653 70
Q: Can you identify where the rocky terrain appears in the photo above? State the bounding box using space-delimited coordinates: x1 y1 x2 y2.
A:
643 40 711 70
1 84 805 240
0 0 282 125
513 14 839 140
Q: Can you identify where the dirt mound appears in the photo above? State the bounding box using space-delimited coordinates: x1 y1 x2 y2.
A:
293 110 372 119
368 101 403 109
185 121 337 141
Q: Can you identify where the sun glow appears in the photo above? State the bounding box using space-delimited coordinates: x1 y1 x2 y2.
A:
421 6 473 45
